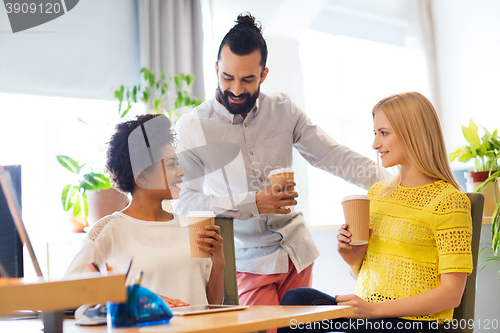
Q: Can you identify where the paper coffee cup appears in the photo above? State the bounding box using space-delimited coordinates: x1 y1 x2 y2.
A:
186 211 216 258
341 195 370 245
268 168 294 193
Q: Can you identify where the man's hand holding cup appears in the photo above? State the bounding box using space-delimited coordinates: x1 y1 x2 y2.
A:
256 168 297 215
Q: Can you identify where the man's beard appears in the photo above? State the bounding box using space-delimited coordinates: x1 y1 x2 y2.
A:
217 85 260 115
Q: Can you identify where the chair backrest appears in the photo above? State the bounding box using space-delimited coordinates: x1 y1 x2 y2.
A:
214 217 239 305
443 192 484 333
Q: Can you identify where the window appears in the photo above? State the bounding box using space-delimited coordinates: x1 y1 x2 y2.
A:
298 30 429 226
0 93 144 237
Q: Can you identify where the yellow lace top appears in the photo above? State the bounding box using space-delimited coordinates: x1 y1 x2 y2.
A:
355 180 473 323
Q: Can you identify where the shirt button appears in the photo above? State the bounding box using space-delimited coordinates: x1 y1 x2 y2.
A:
259 178 263 182
244 123 248 127
228 120 232 124
269 225 273 229
249 214 254 218
249 151 254 155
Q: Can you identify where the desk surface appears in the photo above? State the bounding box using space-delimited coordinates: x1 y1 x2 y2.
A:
0 305 352 333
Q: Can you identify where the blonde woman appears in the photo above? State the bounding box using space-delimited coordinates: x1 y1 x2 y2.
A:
278 92 472 333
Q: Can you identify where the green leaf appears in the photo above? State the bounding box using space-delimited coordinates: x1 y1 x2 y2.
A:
132 86 138 103
142 87 150 104
142 68 150 82
61 184 79 211
490 137 500 150
149 73 155 87
73 192 88 219
457 151 473 163
80 172 112 191
466 120 481 147
177 91 183 103
186 74 193 86
174 76 182 89
57 155 82 174
448 149 463 162
76 117 87 125
121 103 132 118
153 98 161 110
160 70 166 80
94 174 112 190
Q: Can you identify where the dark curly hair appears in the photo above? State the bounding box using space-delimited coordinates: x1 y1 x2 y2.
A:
217 12 268 70
105 114 175 194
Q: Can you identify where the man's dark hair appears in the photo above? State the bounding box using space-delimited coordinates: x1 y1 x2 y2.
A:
105 114 175 194
217 13 268 70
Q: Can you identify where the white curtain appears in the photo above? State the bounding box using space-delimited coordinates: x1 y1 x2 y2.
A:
138 0 205 100
417 0 442 112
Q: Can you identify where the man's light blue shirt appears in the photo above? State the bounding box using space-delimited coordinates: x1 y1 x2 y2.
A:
174 92 378 274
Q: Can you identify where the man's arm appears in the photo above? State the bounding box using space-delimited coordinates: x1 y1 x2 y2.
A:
174 146 298 218
174 115 298 218
173 148 258 219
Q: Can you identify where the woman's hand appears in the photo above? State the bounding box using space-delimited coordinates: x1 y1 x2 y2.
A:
337 224 372 277
159 295 190 307
197 225 225 266
335 294 375 319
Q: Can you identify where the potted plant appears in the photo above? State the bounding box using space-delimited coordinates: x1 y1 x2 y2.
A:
57 68 203 230
56 155 115 232
477 171 500 254
449 120 500 218
115 68 202 121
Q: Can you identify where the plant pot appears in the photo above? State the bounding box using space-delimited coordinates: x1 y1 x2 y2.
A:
86 188 129 227
465 171 499 219
66 211 88 233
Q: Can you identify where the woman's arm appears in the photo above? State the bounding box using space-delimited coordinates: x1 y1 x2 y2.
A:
336 272 467 319
206 262 225 305
337 224 370 278
198 225 225 305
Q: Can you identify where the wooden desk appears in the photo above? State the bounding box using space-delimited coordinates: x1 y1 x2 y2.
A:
0 305 352 333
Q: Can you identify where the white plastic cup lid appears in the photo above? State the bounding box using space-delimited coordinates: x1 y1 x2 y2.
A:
268 167 294 177
341 195 370 204
187 211 216 218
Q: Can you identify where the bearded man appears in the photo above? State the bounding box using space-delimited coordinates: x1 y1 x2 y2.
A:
174 13 378 309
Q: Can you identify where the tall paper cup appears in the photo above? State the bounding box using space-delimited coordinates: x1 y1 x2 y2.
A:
341 195 370 245
268 168 294 193
186 211 216 258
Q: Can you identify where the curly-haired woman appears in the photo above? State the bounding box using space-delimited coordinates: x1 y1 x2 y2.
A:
66 114 224 307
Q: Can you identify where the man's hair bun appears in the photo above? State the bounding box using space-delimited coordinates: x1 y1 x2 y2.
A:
235 13 262 33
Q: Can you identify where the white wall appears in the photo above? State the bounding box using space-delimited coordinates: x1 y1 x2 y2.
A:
433 1 500 329
433 0 500 154
0 0 139 99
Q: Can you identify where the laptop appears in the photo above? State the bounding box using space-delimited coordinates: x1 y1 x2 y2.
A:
170 304 248 316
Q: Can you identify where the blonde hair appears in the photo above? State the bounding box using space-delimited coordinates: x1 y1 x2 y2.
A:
372 91 461 191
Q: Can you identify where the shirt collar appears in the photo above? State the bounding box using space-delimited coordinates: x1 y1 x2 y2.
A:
212 92 261 124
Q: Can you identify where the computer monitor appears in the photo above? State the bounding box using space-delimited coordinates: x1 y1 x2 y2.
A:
0 165 23 277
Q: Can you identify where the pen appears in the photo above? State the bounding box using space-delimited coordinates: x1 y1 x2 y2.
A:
135 270 143 286
125 258 133 282
129 270 143 306
87 262 100 273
